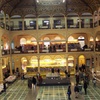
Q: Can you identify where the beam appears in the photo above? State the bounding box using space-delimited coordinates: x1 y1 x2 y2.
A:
80 0 93 13
34 0 38 17
0 0 14 10
9 0 23 16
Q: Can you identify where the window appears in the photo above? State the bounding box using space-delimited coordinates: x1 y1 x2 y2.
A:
30 21 36 27
67 19 73 25
54 20 61 25
42 20 50 26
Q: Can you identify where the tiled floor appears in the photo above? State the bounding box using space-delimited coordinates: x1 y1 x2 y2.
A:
84 83 100 100
0 80 29 100
36 86 68 100
0 79 100 100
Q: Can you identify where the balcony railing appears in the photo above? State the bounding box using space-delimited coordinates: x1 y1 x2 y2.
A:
11 25 22 31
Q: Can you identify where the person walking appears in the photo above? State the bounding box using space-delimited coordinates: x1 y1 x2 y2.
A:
32 76 37 89
28 77 32 88
67 85 71 100
74 84 79 98
3 81 7 92
83 80 88 95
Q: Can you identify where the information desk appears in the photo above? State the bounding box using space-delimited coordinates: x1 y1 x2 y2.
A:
46 72 60 79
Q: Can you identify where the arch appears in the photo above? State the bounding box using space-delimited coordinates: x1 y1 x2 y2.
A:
68 36 78 43
68 55 75 74
1 34 10 50
21 57 27 73
67 13 79 17
78 55 85 66
81 12 92 16
24 14 36 18
38 14 50 18
40 33 65 41
44 37 50 40
54 36 61 40
20 38 27 45
53 13 65 17
11 15 22 18
30 56 38 68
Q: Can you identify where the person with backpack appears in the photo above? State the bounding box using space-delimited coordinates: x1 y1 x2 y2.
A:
74 84 79 98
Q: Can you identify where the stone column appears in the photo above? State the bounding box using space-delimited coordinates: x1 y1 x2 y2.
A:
38 57 40 73
0 39 3 82
0 58 3 83
66 56 68 71
37 41 39 54
50 16 53 29
22 17 24 30
36 18 38 30
93 55 97 72
65 16 67 29
66 40 68 52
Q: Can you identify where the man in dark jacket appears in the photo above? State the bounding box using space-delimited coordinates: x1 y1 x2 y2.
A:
83 80 88 95
32 76 37 89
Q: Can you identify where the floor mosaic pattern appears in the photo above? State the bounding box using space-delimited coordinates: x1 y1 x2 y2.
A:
36 86 68 100
0 80 29 100
84 83 100 100
0 79 100 100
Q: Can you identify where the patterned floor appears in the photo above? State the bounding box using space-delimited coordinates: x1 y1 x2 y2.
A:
0 79 100 100
84 83 100 100
36 86 68 100
0 80 29 100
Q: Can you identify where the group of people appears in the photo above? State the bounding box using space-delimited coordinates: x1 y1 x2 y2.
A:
28 73 43 89
67 64 97 100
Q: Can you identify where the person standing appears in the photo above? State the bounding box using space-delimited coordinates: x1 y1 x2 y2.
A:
83 80 88 95
92 78 96 87
67 85 71 100
74 84 79 98
3 81 7 92
32 76 37 89
28 77 32 89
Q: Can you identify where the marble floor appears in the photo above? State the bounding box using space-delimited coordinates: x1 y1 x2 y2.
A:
0 78 100 100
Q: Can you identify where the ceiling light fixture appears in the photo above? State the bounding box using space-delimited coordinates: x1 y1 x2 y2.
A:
63 0 65 3
37 0 39 3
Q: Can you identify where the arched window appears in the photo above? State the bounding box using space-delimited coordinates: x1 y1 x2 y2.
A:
20 38 26 45
78 36 85 48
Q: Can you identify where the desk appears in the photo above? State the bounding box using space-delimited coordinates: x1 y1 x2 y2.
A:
70 25 76 28
46 73 60 78
14 51 20 53
13 27 20 30
28 50 34 53
85 48 91 51
27 26 34 29
42 49 49 53
55 25 63 28
56 49 63 52
84 25 90 28
40 26 48 29
71 49 77 51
